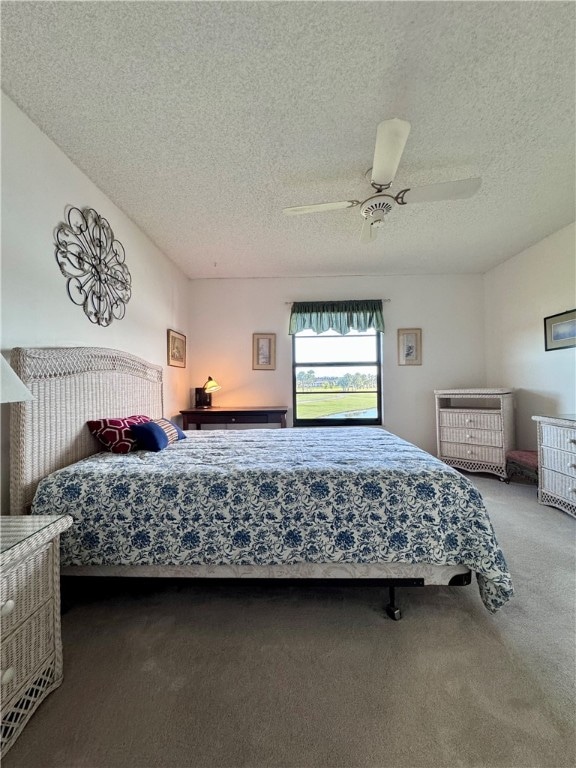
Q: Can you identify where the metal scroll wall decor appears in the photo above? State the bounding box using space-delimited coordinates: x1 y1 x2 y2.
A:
54 206 132 326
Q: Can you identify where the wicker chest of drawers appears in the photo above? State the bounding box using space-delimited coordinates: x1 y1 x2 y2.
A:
532 414 576 518
0 515 73 756
434 389 515 479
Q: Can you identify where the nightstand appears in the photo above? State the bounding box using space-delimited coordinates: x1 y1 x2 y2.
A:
1 515 73 756
180 406 288 430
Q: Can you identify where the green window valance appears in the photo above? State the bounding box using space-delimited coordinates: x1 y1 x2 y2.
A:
288 299 385 335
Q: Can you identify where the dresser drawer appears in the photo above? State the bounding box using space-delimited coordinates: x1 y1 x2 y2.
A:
440 442 504 464
1 600 54 707
0 543 53 637
541 468 576 500
190 411 265 425
440 427 502 447
541 447 576 478
438 410 502 431
540 425 576 453
226 412 265 424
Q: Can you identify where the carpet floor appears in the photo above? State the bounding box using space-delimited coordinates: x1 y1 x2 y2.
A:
3 475 575 768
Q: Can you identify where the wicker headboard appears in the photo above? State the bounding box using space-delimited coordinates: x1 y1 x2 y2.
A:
9 347 163 515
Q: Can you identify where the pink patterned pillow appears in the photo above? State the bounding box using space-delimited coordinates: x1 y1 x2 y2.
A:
87 415 151 453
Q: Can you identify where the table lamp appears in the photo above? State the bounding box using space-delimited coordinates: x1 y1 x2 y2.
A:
194 376 221 408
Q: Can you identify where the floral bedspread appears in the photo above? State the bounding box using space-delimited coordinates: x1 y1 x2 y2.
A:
31 427 513 612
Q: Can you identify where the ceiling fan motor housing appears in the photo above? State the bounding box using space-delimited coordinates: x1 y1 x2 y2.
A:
360 195 396 225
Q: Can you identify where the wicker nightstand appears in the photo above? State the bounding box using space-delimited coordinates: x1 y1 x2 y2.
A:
0 515 73 756
532 414 576 518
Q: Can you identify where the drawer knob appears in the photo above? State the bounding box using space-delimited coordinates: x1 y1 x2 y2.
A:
466 434 471 439
1 668 15 685
467 450 472 455
0 599 15 617
231 418 236 422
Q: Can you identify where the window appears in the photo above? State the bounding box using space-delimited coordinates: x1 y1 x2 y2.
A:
292 329 382 427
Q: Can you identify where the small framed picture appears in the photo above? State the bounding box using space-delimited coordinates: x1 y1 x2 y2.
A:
253 333 276 370
167 329 186 368
544 309 576 351
398 328 422 366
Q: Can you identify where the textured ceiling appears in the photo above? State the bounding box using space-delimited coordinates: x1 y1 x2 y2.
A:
1 1 574 279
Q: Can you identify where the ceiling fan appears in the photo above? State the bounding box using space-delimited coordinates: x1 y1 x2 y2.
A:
283 119 481 243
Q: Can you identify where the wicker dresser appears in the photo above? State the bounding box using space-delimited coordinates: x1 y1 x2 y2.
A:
0 515 73 756
434 389 515 479
532 414 576 518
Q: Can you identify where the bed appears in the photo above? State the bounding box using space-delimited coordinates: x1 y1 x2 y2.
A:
10 346 513 618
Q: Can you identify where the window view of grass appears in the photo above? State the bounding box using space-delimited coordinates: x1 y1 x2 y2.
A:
296 392 378 419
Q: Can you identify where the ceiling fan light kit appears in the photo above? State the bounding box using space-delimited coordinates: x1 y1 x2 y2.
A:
360 196 395 220
283 118 482 243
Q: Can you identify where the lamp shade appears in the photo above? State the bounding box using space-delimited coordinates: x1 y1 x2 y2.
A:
203 376 221 394
1 355 33 403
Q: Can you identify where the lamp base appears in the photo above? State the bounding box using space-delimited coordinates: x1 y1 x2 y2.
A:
194 388 212 408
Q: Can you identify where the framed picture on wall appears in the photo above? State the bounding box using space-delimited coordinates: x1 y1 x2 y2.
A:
544 309 576 351
397 328 422 366
167 329 186 367
253 333 276 370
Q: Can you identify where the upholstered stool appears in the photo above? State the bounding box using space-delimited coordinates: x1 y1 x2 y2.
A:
506 450 538 484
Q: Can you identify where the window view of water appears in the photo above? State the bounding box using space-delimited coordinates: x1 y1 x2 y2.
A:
324 408 378 419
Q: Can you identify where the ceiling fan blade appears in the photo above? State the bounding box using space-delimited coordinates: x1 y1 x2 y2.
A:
360 219 377 243
371 118 411 188
401 177 482 204
283 200 360 216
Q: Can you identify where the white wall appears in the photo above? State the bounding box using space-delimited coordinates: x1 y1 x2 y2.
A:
1 94 191 512
484 223 576 449
188 274 486 453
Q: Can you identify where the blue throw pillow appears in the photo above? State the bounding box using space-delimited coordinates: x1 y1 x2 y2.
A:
131 418 186 452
